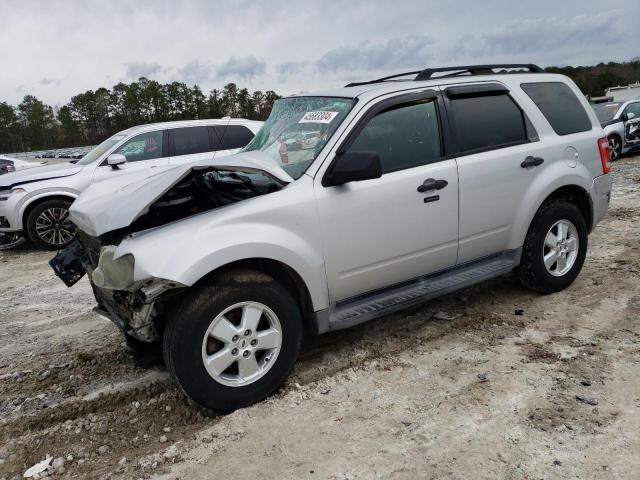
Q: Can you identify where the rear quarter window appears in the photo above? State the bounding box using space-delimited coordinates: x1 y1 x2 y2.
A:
521 82 592 135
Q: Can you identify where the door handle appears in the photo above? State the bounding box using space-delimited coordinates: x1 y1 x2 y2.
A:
521 156 544 168
417 178 448 193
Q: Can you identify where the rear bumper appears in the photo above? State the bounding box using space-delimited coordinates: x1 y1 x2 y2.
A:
592 173 612 227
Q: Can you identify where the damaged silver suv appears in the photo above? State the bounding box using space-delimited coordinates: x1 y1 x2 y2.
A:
51 64 613 411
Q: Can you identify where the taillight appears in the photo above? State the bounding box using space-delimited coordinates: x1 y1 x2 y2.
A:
597 137 611 174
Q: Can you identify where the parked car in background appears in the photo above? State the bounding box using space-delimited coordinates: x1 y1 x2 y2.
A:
592 100 640 159
0 119 262 250
0 156 46 175
51 64 612 411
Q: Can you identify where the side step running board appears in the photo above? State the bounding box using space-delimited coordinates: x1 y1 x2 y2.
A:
321 250 519 333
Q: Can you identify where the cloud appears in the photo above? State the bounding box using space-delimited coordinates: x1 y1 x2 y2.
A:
125 62 163 80
453 11 623 59
216 56 266 80
39 78 62 86
316 35 434 73
176 60 213 85
276 61 308 78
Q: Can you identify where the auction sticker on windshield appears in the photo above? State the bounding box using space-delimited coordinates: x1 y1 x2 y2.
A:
299 111 339 123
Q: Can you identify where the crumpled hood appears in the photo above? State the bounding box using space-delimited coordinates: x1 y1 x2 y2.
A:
0 162 82 188
70 151 293 237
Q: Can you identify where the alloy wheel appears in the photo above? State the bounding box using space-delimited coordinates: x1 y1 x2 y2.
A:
201 301 282 387
35 207 76 246
542 219 579 277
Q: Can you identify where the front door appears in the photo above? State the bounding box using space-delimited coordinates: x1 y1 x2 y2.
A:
93 129 169 182
314 94 459 302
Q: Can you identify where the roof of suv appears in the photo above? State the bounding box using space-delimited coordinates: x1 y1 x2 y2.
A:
117 118 264 136
292 71 571 104
294 64 567 100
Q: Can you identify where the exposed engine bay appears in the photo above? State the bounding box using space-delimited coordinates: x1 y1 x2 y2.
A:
129 167 285 234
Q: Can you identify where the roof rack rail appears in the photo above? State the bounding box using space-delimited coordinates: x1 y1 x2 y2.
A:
345 64 544 87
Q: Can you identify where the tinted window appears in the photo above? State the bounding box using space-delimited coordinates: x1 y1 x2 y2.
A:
521 82 592 135
450 94 527 153
114 130 164 162
215 125 255 150
347 99 441 174
0 160 11 166
171 126 211 156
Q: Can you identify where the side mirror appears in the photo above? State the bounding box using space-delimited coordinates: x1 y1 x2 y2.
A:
107 154 127 170
626 112 636 120
325 151 382 186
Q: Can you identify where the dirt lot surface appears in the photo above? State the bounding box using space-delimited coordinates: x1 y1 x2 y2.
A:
1 155 639 480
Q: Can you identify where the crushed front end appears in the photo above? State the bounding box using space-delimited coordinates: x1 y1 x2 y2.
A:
50 232 186 343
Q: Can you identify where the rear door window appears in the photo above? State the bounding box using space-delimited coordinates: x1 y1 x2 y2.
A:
521 82 592 135
215 125 255 150
170 126 212 156
449 93 527 154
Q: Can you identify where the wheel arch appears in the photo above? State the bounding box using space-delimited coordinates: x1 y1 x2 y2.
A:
193 257 317 334
21 193 77 228
540 185 593 233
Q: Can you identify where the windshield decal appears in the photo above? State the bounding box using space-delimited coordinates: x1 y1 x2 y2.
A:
299 111 339 124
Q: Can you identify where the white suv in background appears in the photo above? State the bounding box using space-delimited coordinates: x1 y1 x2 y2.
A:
0 119 262 249
51 64 612 411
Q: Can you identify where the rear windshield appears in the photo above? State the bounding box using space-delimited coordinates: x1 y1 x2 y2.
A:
521 82 592 135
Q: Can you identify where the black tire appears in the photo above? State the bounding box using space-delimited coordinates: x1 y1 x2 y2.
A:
608 133 622 161
163 271 303 411
515 201 588 294
26 198 76 250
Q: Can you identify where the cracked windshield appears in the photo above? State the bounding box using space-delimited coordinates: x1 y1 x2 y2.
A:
242 96 355 179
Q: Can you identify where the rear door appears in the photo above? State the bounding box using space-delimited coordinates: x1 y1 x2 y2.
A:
445 83 550 263
314 91 459 302
168 126 219 165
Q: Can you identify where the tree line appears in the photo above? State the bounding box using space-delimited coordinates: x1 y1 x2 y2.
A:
546 59 640 98
0 79 280 153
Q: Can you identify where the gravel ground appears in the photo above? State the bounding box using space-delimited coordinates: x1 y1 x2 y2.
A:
1 154 639 480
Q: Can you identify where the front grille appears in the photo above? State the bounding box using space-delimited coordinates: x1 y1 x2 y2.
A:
0 216 9 228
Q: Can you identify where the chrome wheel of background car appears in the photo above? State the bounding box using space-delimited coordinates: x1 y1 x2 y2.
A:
0 232 26 250
201 301 282 387
35 207 76 246
608 135 621 160
543 219 579 277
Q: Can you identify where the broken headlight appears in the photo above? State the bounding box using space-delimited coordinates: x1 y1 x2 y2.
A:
90 246 135 290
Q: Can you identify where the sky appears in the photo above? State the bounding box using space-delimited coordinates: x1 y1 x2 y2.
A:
1 0 639 107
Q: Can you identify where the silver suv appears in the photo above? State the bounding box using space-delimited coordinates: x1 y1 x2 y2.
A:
51 64 613 411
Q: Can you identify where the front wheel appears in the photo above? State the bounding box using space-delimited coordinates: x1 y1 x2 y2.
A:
26 199 76 250
163 271 302 411
515 201 588 294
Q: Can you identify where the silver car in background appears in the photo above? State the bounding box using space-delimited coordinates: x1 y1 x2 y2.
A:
592 100 640 159
0 119 262 250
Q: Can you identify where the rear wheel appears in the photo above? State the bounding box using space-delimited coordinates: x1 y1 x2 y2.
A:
26 199 76 250
515 201 588 294
163 271 302 411
608 133 622 160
